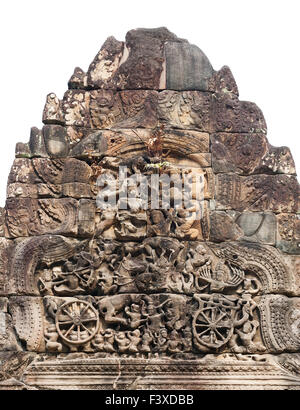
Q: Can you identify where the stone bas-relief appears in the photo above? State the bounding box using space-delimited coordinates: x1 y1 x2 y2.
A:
0 27 299 390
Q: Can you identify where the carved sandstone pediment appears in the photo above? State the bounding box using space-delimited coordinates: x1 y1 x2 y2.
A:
0 27 299 390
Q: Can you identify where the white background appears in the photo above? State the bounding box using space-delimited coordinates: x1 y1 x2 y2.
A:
0 0 299 206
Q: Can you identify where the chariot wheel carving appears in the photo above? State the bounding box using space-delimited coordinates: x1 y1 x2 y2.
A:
192 305 234 349
55 300 99 345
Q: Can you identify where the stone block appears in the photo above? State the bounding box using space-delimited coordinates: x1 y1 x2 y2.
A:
7 183 38 199
28 127 48 157
68 67 87 90
0 208 5 237
158 90 212 131
211 133 268 175
78 199 96 237
5 198 78 238
209 211 243 242
0 312 22 351
211 133 296 176
66 126 93 145
117 90 158 129
15 142 31 158
70 128 211 160
259 295 300 353
62 158 91 184
0 352 36 387
277 213 300 254
0 239 15 295
8 158 38 184
234 211 277 245
62 90 91 128
89 89 123 129
208 65 239 96
211 92 267 134
43 125 69 158
87 36 124 89
42 93 64 125
166 153 211 168
165 41 214 91
259 145 296 175
216 174 300 213
114 27 183 90
9 297 45 352
0 297 8 312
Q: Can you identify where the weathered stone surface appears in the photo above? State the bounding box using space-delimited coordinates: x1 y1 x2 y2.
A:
234 211 276 245
216 174 300 213
165 41 214 91
9 297 45 352
42 93 64 125
8 157 94 201
0 352 36 388
115 27 184 90
209 211 243 242
211 94 267 134
2 286 299 356
8 158 65 199
43 125 69 157
0 309 22 351
0 239 15 295
15 127 48 159
5 198 78 237
165 152 211 168
117 90 159 128
8 158 39 184
259 295 300 353
0 209 6 238
0 297 8 312
277 213 300 254
66 126 93 145
87 36 124 90
208 65 239 96
8 236 296 296
259 144 296 175
88 89 123 129
9 235 80 296
291 255 300 294
28 127 48 157
15 142 31 159
211 133 296 175
62 90 91 128
1 27 300 390
69 128 210 159
78 199 96 237
158 90 212 131
17 353 300 390
7 183 39 199
68 67 87 90
211 133 268 175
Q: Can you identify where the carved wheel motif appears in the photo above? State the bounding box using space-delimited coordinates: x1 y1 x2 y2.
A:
193 305 234 349
55 300 99 345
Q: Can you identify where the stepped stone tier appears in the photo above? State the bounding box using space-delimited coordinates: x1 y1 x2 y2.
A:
0 27 300 390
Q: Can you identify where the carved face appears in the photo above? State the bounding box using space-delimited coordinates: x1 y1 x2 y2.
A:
151 210 164 224
131 304 140 313
160 328 167 338
243 322 252 333
195 245 206 255
95 90 115 108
